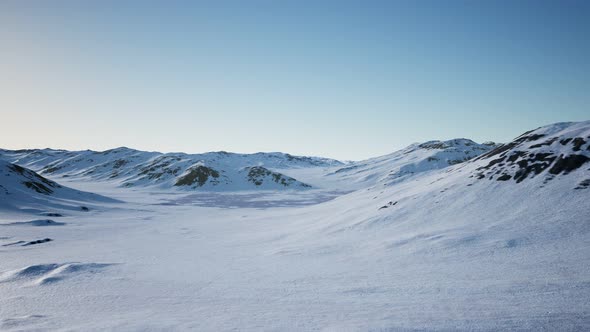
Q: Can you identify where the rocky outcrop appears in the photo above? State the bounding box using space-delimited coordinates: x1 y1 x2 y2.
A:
472 122 590 183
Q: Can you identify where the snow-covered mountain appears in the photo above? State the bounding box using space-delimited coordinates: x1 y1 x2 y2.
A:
1 139 498 192
0 159 116 213
320 138 498 189
0 149 340 191
2 122 587 194
309 121 590 226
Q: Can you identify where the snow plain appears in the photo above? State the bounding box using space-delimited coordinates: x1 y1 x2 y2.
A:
1 122 589 331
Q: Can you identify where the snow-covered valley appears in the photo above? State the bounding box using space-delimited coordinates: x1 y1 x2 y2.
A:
1 121 589 331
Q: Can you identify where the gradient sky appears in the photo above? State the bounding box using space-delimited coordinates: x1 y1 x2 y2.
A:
1 1 588 160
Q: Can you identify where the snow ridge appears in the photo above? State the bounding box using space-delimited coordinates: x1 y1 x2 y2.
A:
326 138 497 188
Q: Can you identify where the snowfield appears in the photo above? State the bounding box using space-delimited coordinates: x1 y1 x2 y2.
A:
1 121 589 331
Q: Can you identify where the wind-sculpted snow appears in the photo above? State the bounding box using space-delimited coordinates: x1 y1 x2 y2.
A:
1 219 65 227
0 263 112 286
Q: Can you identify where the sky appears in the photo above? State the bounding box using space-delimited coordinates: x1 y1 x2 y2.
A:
0 1 589 161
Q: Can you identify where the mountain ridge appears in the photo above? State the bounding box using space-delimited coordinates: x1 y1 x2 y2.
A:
2 121 589 192
0 148 335 192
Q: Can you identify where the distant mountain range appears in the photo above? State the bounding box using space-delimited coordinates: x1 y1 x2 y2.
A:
0 149 342 191
1 120 588 203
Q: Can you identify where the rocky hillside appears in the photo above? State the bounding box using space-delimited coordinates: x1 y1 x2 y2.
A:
470 121 590 187
0 149 331 191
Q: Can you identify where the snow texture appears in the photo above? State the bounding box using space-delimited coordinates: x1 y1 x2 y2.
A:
0 121 589 331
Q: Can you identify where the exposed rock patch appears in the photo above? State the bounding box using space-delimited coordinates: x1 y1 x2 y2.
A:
245 166 311 188
175 165 220 187
472 124 589 184
575 179 590 190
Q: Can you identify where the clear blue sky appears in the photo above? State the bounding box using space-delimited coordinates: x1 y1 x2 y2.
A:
1 0 588 160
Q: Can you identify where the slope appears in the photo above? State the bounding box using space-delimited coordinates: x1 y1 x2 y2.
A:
0 159 118 214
